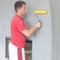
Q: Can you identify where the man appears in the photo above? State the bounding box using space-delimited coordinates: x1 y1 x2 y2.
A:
9 1 41 60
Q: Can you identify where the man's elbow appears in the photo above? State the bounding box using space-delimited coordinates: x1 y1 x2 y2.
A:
21 30 31 37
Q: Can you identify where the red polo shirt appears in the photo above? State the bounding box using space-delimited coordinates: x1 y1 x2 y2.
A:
10 14 27 48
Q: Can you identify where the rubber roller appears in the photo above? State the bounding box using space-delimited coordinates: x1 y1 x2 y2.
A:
34 10 48 14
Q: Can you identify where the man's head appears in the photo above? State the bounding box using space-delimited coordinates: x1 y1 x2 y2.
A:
14 1 27 15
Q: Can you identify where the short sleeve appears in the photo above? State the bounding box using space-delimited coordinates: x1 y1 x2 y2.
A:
15 19 27 32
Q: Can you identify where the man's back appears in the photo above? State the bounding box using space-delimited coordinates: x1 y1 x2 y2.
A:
10 14 26 48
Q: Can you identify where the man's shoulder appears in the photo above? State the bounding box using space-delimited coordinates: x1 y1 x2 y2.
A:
12 15 20 21
11 14 24 24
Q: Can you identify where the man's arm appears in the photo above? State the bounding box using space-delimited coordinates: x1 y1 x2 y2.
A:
22 22 41 37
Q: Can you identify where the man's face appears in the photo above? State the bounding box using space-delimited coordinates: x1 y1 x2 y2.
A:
18 5 27 15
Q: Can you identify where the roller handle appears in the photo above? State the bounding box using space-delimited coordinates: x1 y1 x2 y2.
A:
36 18 41 22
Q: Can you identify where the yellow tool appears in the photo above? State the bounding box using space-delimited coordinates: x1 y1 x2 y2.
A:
34 10 47 14
34 10 48 22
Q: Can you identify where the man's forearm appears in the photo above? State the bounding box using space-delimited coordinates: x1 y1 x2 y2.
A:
28 25 37 36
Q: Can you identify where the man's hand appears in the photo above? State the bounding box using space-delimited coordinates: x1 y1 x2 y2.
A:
35 22 42 28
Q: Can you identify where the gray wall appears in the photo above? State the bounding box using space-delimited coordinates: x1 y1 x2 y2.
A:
23 0 52 60
50 0 60 60
0 0 60 60
0 0 17 60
